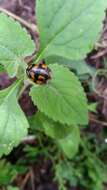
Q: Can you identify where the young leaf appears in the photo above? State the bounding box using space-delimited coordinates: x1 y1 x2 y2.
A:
88 103 97 113
30 112 75 139
0 81 29 157
0 159 17 185
30 64 88 125
0 13 35 76
55 161 77 187
36 0 106 61
58 125 80 159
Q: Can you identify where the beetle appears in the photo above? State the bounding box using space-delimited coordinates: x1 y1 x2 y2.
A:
26 62 51 84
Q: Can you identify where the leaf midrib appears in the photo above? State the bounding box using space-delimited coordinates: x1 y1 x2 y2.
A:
37 0 95 61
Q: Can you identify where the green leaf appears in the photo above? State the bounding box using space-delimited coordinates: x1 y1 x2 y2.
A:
0 159 17 185
0 13 35 76
58 125 80 159
0 81 29 157
86 157 106 190
7 186 19 190
88 103 97 113
55 161 77 187
30 112 74 139
46 56 95 77
0 64 5 72
30 64 88 125
36 0 106 61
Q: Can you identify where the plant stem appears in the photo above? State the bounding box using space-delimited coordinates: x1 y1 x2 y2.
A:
18 80 30 99
90 117 107 127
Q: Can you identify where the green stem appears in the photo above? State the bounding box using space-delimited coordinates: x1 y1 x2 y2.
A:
18 80 30 99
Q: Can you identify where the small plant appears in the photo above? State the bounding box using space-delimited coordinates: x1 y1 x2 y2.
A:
0 0 106 163
0 159 17 186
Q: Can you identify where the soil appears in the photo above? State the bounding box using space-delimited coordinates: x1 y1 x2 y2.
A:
0 0 107 190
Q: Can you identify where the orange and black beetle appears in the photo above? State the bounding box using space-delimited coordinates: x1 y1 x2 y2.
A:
26 63 51 84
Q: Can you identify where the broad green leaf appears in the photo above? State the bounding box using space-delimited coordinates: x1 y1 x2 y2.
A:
0 13 35 76
30 112 74 139
28 113 44 132
58 125 80 159
0 81 29 157
30 64 88 125
36 0 106 61
46 56 95 77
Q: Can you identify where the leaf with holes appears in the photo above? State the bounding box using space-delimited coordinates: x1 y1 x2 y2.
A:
0 13 35 76
36 0 106 61
0 80 29 157
30 64 88 125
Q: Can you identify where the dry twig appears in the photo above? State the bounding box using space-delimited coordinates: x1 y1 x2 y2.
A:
21 172 31 190
0 7 39 33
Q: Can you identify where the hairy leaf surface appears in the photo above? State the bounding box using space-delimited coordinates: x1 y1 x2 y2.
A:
0 13 35 76
0 81 29 156
30 64 88 125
